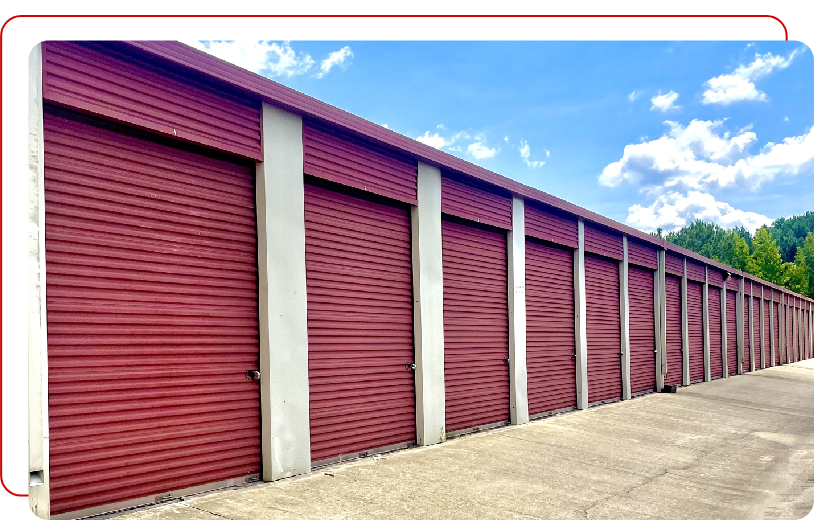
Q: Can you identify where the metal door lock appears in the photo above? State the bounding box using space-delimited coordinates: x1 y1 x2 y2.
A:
405 363 416 371
246 370 261 380
571 353 576 361
504 358 510 365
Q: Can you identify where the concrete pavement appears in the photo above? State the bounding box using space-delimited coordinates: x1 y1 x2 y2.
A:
115 359 814 520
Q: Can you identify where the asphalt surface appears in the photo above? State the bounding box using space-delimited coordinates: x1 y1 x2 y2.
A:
115 359 814 520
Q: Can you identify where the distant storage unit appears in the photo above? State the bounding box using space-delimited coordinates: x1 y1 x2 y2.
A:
27 41 813 520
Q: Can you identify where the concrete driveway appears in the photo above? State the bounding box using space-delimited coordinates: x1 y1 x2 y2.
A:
116 360 814 520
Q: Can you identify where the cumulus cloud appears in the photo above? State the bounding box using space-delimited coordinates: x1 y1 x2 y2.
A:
627 190 772 233
702 49 801 105
416 127 498 159
315 46 353 78
188 40 315 77
416 130 451 149
599 119 813 194
650 90 681 113
628 90 643 102
467 141 498 159
519 140 546 168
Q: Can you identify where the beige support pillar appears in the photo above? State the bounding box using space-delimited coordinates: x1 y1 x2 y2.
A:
257 103 312 481
748 282 755 372
620 237 631 400
721 283 729 379
737 279 745 374
507 197 529 425
28 42 50 519
768 299 775 367
759 292 765 369
412 162 446 445
681 259 690 386
702 268 712 382
574 220 589 410
656 250 666 390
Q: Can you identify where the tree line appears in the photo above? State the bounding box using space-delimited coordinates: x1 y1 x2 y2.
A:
652 212 814 298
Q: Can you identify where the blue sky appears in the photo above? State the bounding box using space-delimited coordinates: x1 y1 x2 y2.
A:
189 40 814 233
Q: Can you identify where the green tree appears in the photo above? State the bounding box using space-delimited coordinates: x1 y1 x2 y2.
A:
782 262 809 296
794 232 814 298
726 231 751 271
768 211 814 262
747 227 783 284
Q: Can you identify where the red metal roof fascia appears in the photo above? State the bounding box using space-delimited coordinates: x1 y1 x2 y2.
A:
121 41 810 301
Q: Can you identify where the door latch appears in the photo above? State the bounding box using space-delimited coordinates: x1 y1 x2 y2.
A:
571 353 576 361
405 363 416 371
246 370 261 380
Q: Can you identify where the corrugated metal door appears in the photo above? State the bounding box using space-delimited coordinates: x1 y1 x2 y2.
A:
665 275 683 386
43 110 261 516
773 302 781 365
687 282 705 383
628 265 655 395
443 218 510 433
525 239 576 416
708 287 723 379
743 295 751 372
585 254 622 404
305 182 416 463
753 297 762 370
764 299 772 367
726 291 738 375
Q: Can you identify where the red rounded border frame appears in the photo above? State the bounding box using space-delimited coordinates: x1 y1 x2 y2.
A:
0 13 789 500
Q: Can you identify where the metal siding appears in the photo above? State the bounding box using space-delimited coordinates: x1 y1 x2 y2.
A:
627 239 658 270
773 303 781 365
687 261 706 283
764 299 772 367
743 296 751 372
628 266 656 394
584 224 623 261
753 297 762 370
43 111 261 516
725 275 740 292
708 287 723 379
524 201 578 249
584 254 622 403
303 123 418 205
442 218 510 432
726 291 739 375
305 182 416 462
687 281 705 383
42 41 262 160
764 286 772 299
707 266 725 286
665 253 684 277
441 174 512 230
665 275 684 386
525 239 576 415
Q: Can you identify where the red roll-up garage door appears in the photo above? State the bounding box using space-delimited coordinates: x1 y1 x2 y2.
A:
443 217 510 433
585 254 622 404
726 291 739 375
305 182 416 463
687 282 705 383
665 275 683 386
773 303 781 365
44 110 261 516
628 265 655 395
525 239 576 416
743 295 751 373
753 297 762 370
709 287 723 379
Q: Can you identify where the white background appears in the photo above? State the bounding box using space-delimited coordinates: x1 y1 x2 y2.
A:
1 1 823 529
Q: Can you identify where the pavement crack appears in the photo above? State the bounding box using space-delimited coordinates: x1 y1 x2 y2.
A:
185 503 232 520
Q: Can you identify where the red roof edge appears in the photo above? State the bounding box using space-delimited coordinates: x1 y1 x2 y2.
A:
121 41 811 303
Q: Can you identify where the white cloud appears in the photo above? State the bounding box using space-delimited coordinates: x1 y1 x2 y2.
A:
315 46 353 78
519 140 546 168
702 49 800 105
784 116 789 122
467 141 498 159
599 119 813 194
381 124 389 129
545 149 550 157
628 90 644 102
188 40 315 78
504 136 509 142
650 90 681 113
416 130 449 149
627 190 772 233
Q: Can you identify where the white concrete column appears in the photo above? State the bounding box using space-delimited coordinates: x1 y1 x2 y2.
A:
656 250 666 390
768 300 779 367
257 103 311 481
748 282 755 371
28 42 50 519
737 280 745 374
412 163 446 445
507 197 529 425
759 294 765 369
780 297 786 365
702 269 711 382
619 237 631 400
681 259 690 386
574 220 589 410
721 283 728 379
